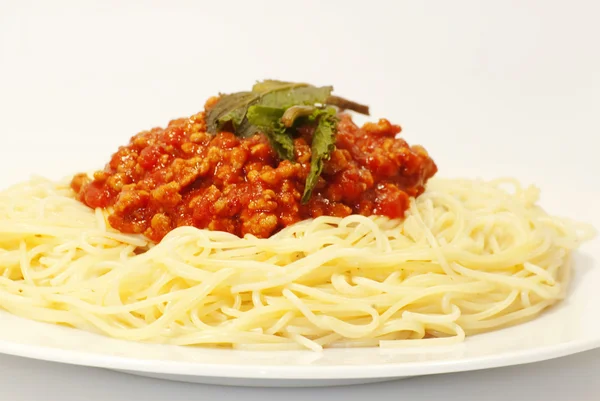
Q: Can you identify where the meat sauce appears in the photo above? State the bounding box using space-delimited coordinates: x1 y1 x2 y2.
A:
71 101 437 242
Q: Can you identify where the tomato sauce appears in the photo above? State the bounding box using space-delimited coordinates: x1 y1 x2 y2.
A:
71 102 437 242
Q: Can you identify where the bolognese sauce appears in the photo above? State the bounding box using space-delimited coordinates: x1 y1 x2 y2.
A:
71 99 437 242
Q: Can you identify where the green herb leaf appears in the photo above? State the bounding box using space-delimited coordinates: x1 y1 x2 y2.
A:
246 105 295 160
269 125 295 161
207 80 333 136
251 80 309 94
281 105 316 127
246 105 284 126
206 91 255 133
301 109 338 203
257 82 333 109
205 80 369 203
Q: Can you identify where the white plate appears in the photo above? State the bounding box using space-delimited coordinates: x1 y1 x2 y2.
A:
0 244 598 387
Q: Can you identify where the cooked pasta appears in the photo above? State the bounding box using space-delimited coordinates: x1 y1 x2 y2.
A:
0 176 592 350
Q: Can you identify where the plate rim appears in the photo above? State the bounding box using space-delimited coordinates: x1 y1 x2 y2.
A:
1 331 599 380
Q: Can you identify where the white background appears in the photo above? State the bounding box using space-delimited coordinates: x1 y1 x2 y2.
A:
1 0 599 399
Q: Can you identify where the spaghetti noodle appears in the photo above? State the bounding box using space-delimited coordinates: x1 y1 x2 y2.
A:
0 176 593 350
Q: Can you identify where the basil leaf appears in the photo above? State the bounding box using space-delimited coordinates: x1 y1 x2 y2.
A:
301 109 337 203
268 125 296 161
247 105 295 161
259 84 333 109
246 105 284 126
205 80 369 202
206 91 255 133
207 80 333 135
281 105 316 127
251 80 309 94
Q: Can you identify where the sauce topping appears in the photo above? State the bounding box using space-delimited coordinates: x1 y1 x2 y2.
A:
72 101 437 242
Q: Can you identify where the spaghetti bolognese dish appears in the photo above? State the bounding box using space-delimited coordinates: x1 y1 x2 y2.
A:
0 80 594 351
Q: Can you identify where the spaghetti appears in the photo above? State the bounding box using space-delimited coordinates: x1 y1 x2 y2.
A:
0 176 593 350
